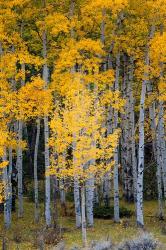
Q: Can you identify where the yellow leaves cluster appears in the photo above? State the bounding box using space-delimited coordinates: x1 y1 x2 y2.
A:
101 90 125 112
81 0 128 24
0 52 17 79
158 79 166 102
0 161 8 169
53 38 104 74
45 13 69 36
16 76 53 120
50 80 121 182
0 131 7 157
2 0 29 8
120 18 149 54
150 32 166 77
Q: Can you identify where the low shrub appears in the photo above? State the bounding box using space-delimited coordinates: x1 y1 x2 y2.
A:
34 227 62 247
13 230 22 243
70 234 159 250
117 233 158 250
91 240 112 250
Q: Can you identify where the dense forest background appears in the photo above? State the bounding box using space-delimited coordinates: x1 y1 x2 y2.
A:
0 0 166 249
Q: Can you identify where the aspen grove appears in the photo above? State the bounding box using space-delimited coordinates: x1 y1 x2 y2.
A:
0 0 166 249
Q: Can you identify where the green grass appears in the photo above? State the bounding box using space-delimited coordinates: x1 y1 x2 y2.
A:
0 199 166 249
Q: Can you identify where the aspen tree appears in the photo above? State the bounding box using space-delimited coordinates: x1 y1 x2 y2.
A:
136 25 155 227
113 53 120 223
42 0 51 227
34 118 40 223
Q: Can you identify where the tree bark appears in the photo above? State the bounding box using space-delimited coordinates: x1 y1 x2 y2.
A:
113 53 120 223
34 118 40 223
42 28 51 226
74 177 82 228
85 176 94 227
81 185 87 248
136 26 155 227
60 179 67 216
136 51 149 227
129 57 137 203
17 120 23 218
3 150 11 229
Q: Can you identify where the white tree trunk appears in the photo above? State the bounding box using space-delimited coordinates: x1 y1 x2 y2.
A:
113 53 120 223
156 119 164 219
129 58 137 202
17 120 23 218
34 118 40 223
158 101 166 202
3 150 11 229
93 186 99 206
17 62 25 218
147 81 164 217
136 51 149 227
81 185 87 248
121 54 134 202
42 29 51 226
85 176 94 227
137 26 155 227
44 115 51 226
8 147 12 223
74 177 82 228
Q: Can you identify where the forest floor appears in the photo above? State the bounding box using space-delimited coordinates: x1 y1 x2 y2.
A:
0 199 166 249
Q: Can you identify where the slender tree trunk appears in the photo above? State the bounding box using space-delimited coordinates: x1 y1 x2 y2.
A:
34 118 40 223
147 82 164 217
113 53 120 223
24 124 34 176
158 101 166 203
136 51 149 227
42 25 51 226
0 45 11 226
156 117 164 219
17 60 25 218
3 150 10 229
69 0 81 228
158 27 166 205
74 177 82 228
81 184 87 248
85 108 96 226
52 176 59 229
103 174 111 207
85 177 94 227
136 26 155 227
121 54 134 202
60 179 67 216
85 135 95 227
93 186 99 206
17 120 23 218
8 147 12 223
102 11 111 208
44 114 51 226
129 58 137 203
